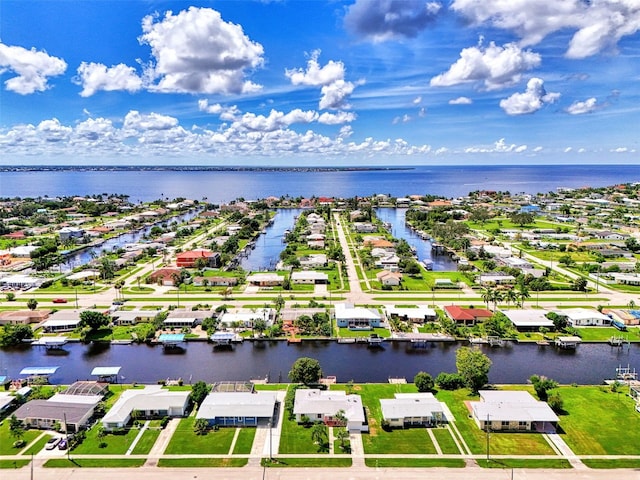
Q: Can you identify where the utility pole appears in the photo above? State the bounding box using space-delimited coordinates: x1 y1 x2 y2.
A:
63 411 70 460
486 413 490 463
268 420 273 461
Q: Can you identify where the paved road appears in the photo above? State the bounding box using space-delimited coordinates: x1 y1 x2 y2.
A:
9 464 640 480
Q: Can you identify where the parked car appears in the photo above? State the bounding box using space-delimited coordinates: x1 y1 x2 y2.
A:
52 298 68 304
57 439 67 450
45 437 60 450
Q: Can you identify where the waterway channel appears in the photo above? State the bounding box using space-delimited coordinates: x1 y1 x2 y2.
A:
375 208 458 271
240 209 303 272
61 209 201 271
1 341 637 385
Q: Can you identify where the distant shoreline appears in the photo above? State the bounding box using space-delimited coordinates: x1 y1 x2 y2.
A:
0 165 414 173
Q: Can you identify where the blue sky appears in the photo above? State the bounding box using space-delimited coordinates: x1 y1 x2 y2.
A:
1 0 639 166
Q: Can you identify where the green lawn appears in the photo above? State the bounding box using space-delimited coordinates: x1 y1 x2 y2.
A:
365 458 466 468
557 386 640 455
432 427 461 454
72 425 140 455
262 458 352 467
232 427 256 454
158 458 247 467
574 327 640 342
337 327 390 338
478 459 572 469
164 418 236 454
279 417 329 454
582 459 640 469
0 460 30 469
43 458 145 468
0 423 42 456
131 427 161 454
436 389 557 456
22 433 53 456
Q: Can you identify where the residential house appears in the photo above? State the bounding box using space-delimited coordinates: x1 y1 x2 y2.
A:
334 303 381 330
112 310 161 326
443 306 493 326
218 308 275 329
353 223 378 233
469 391 559 432
164 309 213 329
603 308 639 326
176 249 221 268
192 276 239 287
380 393 447 428
246 273 284 287
376 271 402 287
478 273 516 286
555 308 610 327
306 233 325 249
375 254 400 272
384 305 436 324
0 309 50 326
299 254 328 269
363 237 394 249
293 389 368 432
58 226 85 242
291 271 329 284
102 385 190 430
41 310 83 333
148 267 182 286
500 310 555 332
196 392 276 427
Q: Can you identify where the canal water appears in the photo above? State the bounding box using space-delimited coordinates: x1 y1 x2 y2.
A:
375 208 458 271
240 209 303 272
1 341 637 385
61 209 201 271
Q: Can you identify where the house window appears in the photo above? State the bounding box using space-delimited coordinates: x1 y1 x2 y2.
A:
501 421 510 428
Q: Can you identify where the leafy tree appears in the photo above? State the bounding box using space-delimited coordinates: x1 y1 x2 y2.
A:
99 257 117 280
201 317 218 335
456 347 492 393
6 292 15 302
79 310 110 331
310 423 328 451
194 418 209 435
253 318 267 336
274 295 285 312
548 392 564 413
435 372 465 390
414 372 435 392
573 277 588 292
529 375 558 401
190 381 211 407
9 415 24 441
509 211 535 227
0 324 33 347
335 428 350 452
27 298 38 311
288 357 323 385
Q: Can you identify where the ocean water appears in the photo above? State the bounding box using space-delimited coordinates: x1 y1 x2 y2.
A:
1 164 639 203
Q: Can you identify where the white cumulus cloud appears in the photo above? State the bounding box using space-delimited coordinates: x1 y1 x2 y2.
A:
430 41 541 90
123 111 179 131
566 97 598 115
198 99 240 121
0 41 67 94
451 0 640 58
140 7 264 94
499 78 560 115
318 112 357 125
449 96 472 105
76 62 143 97
286 51 358 110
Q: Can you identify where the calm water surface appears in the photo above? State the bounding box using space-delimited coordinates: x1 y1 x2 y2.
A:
3 165 639 203
1 341 637 385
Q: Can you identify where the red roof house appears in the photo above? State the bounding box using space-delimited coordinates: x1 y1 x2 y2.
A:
443 305 493 326
175 249 220 268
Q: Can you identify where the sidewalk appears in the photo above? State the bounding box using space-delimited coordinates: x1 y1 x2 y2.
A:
143 418 180 467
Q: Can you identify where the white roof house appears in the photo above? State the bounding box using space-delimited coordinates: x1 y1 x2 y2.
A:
291 271 329 284
380 393 447 428
501 310 555 331
556 308 611 327
470 390 559 432
246 273 284 286
218 308 275 328
293 389 367 432
196 392 276 426
334 303 381 330
384 305 436 323
41 310 82 332
102 385 189 430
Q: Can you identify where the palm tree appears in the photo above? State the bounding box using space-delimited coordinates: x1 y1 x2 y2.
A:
504 289 518 307
517 285 530 307
481 287 493 309
310 423 328 451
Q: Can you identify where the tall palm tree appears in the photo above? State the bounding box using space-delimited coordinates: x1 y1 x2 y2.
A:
481 287 493 309
517 285 530 307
